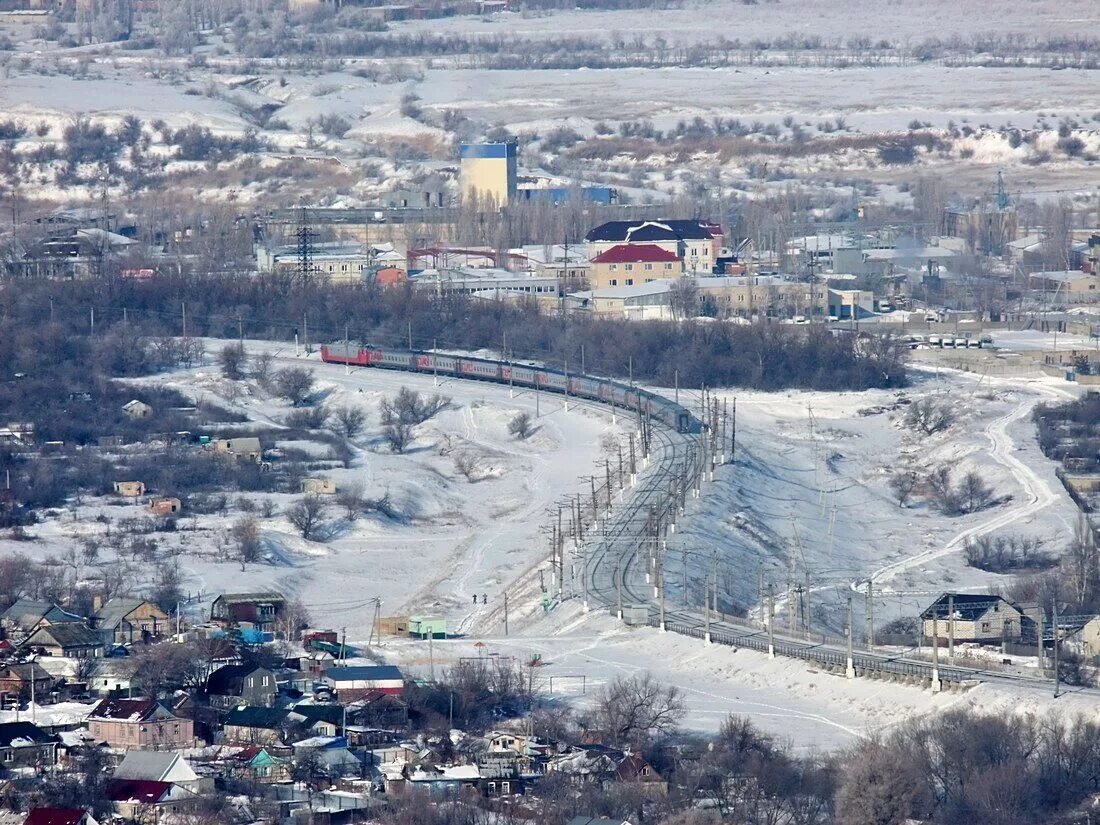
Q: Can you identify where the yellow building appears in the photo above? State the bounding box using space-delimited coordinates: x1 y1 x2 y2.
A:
589 244 682 290
460 143 517 206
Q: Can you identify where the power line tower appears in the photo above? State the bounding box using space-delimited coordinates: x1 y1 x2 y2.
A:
295 206 317 284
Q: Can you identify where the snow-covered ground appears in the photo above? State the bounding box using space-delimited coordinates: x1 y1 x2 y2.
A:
2 346 628 632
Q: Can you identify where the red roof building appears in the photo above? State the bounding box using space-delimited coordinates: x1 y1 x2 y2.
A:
106 779 173 803
23 810 96 825
590 244 680 265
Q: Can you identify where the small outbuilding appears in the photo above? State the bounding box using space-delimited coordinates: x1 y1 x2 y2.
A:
113 481 146 497
121 400 153 420
301 478 337 495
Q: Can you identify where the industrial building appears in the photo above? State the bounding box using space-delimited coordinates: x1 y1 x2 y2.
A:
460 142 518 205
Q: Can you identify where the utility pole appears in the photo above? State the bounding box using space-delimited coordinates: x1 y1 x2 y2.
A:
767 585 775 658
340 627 347 661
674 368 679 405
1037 607 1045 674
504 591 509 636
866 579 874 653
1053 599 1060 698
930 615 941 692
90 306 95 335
948 594 955 657
704 582 712 644
845 596 855 678
181 302 187 337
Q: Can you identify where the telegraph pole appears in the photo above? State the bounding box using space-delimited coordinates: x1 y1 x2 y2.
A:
845 597 855 678
948 594 955 657
767 585 775 658
866 579 874 653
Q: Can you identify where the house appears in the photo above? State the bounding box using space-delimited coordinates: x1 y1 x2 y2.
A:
22 810 98 825
112 481 145 497
920 593 1025 643
1029 270 1100 304
322 665 404 699
547 744 622 783
222 706 288 746
149 497 181 517
566 818 634 825
227 745 288 783
287 703 345 737
22 622 103 659
346 690 409 731
0 662 55 701
1068 615 1100 659
206 664 277 709
106 780 196 818
588 244 683 291
209 437 263 463
0 722 58 768
87 697 195 749
92 597 170 647
1 599 84 636
0 422 34 446
301 478 337 495
616 753 667 795
210 592 286 633
477 749 523 797
291 736 363 778
112 749 204 793
121 400 153 420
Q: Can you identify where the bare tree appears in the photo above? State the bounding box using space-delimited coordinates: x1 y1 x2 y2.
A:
274 367 315 407
381 420 413 453
231 515 262 569
219 343 246 380
251 351 275 388
331 405 367 439
453 450 483 482
286 495 328 540
889 470 918 507
905 397 954 436
959 471 994 514
593 673 686 746
382 387 450 427
507 412 533 440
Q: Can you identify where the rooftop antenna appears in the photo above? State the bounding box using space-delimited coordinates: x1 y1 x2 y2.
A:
995 170 1010 212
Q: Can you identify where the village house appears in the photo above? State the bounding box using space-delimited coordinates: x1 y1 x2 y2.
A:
87 697 195 749
920 593 1025 644
616 753 667 796
208 437 263 463
112 749 207 794
346 690 409 731
121 400 153 420
92 597 170 647
1067 615 1100 660
225 745 289 783
1 599 84 637
206 663 278 709
148 497 182 517
210 592 286 634
112 481 145 497
105 779 196 819
222 706 288 746
1029 270 1100 304
0 722 58 768
0 662 54 702
21 622 103 659
22 809 99 825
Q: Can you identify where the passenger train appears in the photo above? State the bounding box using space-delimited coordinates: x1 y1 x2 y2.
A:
320 342 699 434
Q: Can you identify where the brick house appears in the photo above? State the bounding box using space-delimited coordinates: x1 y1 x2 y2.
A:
0 722 58 769
87 697 195 749
588 244 682 291
920 593 1026 644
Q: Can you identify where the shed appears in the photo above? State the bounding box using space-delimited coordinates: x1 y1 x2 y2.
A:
113 481 145 497
408 615 447 639
301 478 337 495
210 437 262 463
121 400 153 420
149 497 181 516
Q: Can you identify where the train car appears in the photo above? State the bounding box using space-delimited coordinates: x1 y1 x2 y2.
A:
321 343 699 434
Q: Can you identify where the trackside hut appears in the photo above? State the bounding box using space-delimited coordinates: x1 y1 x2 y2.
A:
920 593 1024 643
